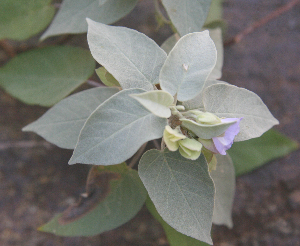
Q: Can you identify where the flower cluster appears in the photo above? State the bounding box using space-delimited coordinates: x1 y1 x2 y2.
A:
163 110 242 160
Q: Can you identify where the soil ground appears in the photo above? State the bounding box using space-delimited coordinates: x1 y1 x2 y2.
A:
1 0 300 245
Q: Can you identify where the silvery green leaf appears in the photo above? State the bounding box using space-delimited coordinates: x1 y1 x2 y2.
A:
130 90 174 118
161 34 180 54
69 89 167 165
161 0 212 36
160 31 217 102
146 196 211 246
95 67 120 87
207 28 223 80
210 154 235 228
181 118 236 139
182 80 228 110
139 149 214 245
203 84 279 141
41 0 138 40
87 19 167 91
23 87 118 149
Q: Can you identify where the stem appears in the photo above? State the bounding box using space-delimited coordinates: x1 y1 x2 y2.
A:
152 139 161 150
0 40 16 58
224 0 300 46
86 80 104 87
160 138 165 151
128 142 148 168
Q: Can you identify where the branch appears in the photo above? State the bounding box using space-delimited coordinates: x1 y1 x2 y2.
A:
0 140 53 151
224 0 300 46
128 142 148 168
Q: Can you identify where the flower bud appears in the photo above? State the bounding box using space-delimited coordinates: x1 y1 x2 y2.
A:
163 125 186 151
178 138 202 160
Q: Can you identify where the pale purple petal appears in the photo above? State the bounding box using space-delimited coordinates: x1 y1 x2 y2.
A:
212 118 242 155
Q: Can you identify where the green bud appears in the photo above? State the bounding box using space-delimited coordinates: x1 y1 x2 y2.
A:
178 138 202 160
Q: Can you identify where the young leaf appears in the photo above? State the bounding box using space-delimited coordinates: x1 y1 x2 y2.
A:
23 87 119 149
130 90 174 118
0 46 95 106
69 89 167 165
161 0 212 36
139 149 214 245
41 0 138 40
160 31 217 102
87 19 167 91
146 196 210 246
203 84 279 141
95 67 120 87
0 0 55 41
39 163 147 236
228 129 299 176
181 118 236 139
210 154 235 228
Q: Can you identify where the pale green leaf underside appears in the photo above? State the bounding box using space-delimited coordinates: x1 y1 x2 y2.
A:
162 0 212 36
39 164 147 236
95 67 120 87
161 33 180 55
210 154 235 228
203 84 279 141
207 28 223 80
146 196 210 246
0 0 55 41
23 87 118 149
228 129 299 176
181 118 236 139
87 19 167 91
139 149 214 245
182 80 228 110
160 31 217 102
130 90 174 118
69 89 167 165
41 0 138 40
0 46 96 106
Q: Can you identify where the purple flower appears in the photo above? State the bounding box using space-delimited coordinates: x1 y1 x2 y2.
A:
199 118 242 155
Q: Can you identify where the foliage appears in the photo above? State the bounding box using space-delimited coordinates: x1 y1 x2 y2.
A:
0 0 298 245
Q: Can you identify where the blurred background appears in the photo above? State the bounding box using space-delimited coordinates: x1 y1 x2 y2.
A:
0 0 300 245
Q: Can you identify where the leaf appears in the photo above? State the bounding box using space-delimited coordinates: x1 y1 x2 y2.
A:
182 80 228 110
160 31 217 102
228 129 299 176
69 89 167 165
41 0 138 40
0 0 55 41
23 87 119 149
130 90 174 118
146 196 210 246
39 163 147 236
204 0 223 26
161 33 180 54
181 118 236 139
207 28 223 80
0 46 96 106
210 154 235 228
161 0 212 36
87 19 167 91
139 149 214 244
203 84 279 141
95 67 120 87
